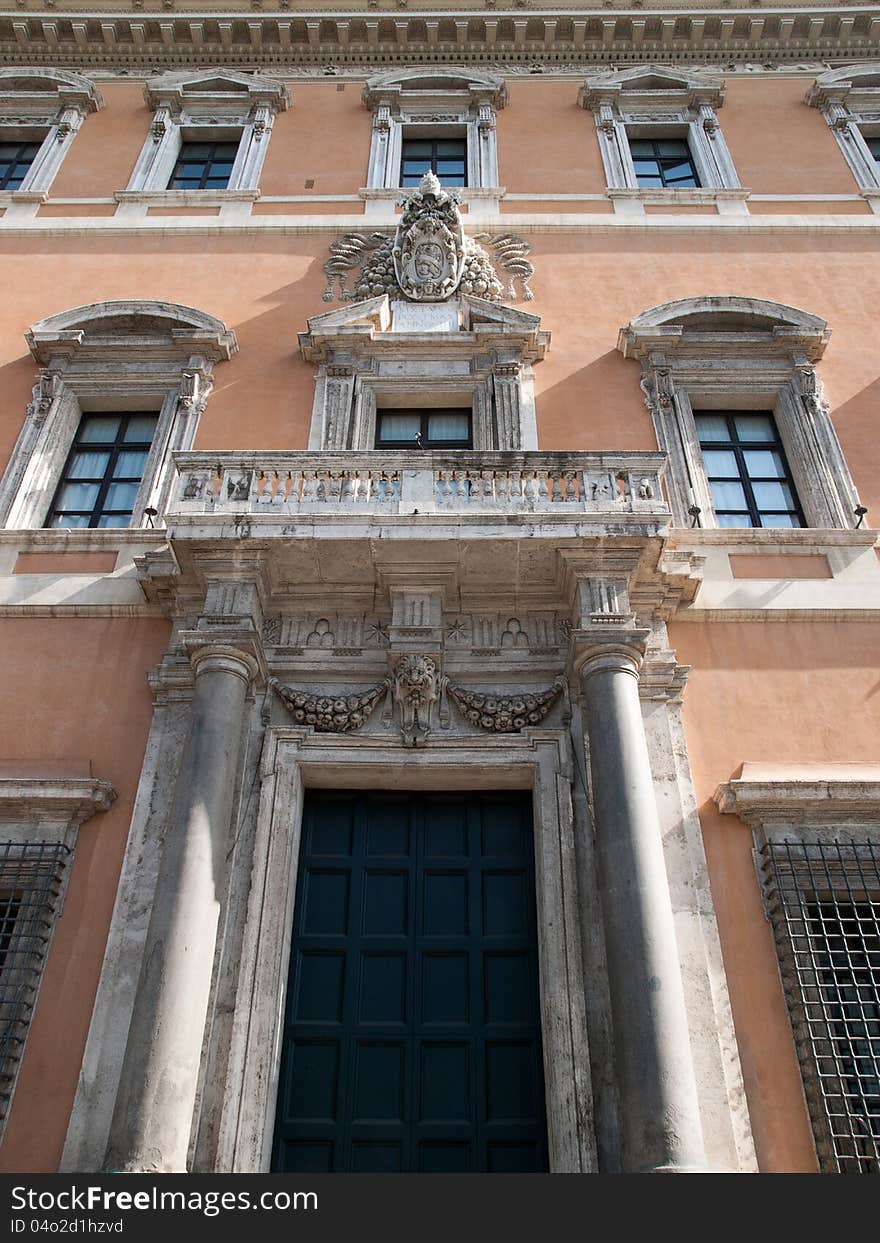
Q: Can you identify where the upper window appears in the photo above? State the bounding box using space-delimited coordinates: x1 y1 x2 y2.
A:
47 413 159 529
0 69 102 199
122 70 288 200
0 301 236 531
618 296 861 530
375 409 472 449
579 65 740 193
0 141 41 191
362 69 505 194
400 138 467 189
807 66 880 191
168 140 241 191
629 137 699 189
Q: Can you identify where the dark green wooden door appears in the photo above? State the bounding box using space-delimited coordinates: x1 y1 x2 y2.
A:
271 790 548 1172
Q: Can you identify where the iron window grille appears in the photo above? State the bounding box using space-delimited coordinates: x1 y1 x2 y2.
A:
46 412 158 529
694 411 805 529
167 140 240 190
0 841 70 1129
628 137 700 188
0 141 41 192
400 138 467 188
760 839 880 1173
375 409 472 449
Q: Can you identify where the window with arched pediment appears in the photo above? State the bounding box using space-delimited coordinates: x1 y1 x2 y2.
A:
0 301 236 530
618 296 861 530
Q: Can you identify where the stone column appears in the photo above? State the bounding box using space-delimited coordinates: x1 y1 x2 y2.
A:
576 630 706 1173
104 641 258 1173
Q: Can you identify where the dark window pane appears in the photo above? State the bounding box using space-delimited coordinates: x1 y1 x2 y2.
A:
696 410 804 528
0 140 41 191
46 413 157 529
168 139 240 190
400 137 466 188
375 409 472 449
628 135 700 188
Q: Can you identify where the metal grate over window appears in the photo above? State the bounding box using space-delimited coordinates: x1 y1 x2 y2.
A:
760 839 880 1173
0 842 70 1127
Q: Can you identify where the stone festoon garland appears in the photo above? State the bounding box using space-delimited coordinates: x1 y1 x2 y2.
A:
270 676 388 733
447 677 565 733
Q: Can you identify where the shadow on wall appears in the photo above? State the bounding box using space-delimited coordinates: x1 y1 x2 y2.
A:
533 349 657 452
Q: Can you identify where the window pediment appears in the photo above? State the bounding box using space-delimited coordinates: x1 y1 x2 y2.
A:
579 64 724 113
806 64 880 114
362 68 507 112
618 297 830 363
27 300 237 366
0 67 102 118
144 69 289 118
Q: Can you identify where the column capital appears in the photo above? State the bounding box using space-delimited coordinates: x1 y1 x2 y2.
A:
180 631 264 686
569 626 651 683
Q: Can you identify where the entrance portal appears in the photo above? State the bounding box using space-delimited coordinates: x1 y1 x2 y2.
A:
271 790 548 1172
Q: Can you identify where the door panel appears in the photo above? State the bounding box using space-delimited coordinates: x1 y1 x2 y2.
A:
272 790 548 1172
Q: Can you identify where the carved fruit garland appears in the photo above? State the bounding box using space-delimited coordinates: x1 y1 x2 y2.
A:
446 678 565 732
270 677 388 733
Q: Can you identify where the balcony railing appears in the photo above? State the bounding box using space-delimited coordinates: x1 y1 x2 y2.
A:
169 451 669 521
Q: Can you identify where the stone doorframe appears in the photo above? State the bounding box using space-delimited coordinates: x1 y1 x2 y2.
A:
208 725 597 1174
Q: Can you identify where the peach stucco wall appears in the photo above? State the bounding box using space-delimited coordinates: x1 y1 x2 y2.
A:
2 230 880 516
721 78 858 196
0 618 170 1172
668 620 880 1173
49 83 151 201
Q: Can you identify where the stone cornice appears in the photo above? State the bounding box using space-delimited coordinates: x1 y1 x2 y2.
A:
0 9 878 71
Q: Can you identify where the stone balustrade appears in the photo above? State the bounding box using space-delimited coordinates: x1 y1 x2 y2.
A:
169 451 669 519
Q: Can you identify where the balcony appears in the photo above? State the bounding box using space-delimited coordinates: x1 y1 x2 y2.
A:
168 451 670 536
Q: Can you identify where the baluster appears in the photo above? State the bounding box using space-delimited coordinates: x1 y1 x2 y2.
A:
550 470 563 503
495 471 511 504
438 470 453 504
481 471 495 502
301 470 318 503
524 471 541 505
341 472 355 503
564 470 578 501
316 469 330 502
286 471 300 506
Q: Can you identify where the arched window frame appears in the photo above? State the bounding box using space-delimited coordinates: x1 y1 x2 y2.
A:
618 296 859 530
0 69 102 205
0 301 236 530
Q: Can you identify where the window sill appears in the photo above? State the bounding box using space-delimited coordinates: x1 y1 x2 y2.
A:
115 189 261 206
607 187 749 204
0 189 48 205
359 186 505 201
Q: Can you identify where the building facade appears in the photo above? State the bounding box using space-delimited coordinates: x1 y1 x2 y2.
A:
0 1 878 1175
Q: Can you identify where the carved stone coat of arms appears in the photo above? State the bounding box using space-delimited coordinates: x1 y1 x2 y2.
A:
322 170 534 304
392 172 465 301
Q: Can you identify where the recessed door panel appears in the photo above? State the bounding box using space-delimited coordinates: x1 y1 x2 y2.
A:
272 790 548 1172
